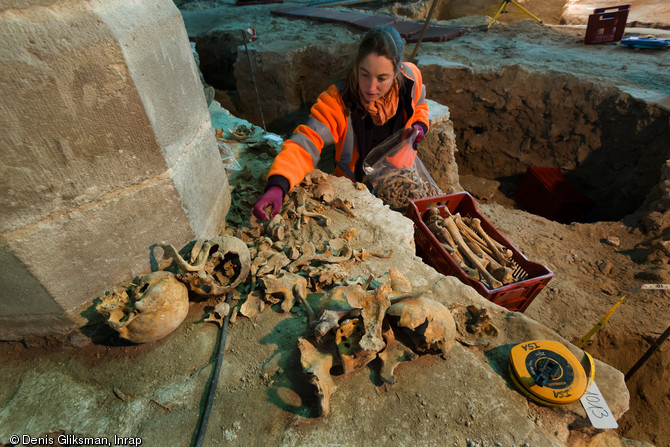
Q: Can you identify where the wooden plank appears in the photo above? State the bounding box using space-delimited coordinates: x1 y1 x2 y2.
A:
310 0 374 8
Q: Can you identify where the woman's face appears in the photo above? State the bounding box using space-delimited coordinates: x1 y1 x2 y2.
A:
358 52 396 102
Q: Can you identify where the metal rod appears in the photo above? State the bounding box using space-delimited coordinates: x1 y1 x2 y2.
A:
409 0 440 62
625 325 670 382
241 29 267 131
192 293 233 447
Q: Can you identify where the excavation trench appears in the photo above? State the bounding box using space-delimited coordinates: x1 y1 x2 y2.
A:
422 63 670 222
198 42 670 223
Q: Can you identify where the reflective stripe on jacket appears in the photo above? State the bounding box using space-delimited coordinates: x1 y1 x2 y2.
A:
267 62 429 191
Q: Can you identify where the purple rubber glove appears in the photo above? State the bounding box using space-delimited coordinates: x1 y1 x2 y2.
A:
412 123 425 145
253 186 284 220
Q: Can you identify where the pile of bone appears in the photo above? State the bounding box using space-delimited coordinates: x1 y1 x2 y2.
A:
94 170 479 418
234 170 394 318
423 206 528 290
94 170 366 344
298 269 457 417
368 167 441 211
231 172 457 416
239 235 394 320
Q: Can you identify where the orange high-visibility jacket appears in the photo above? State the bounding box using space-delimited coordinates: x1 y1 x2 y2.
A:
267 62 429 192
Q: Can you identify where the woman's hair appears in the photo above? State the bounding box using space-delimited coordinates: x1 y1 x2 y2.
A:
340 26 405 109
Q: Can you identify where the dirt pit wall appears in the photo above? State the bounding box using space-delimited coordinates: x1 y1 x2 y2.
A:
419 60 670 222
233 43 355 131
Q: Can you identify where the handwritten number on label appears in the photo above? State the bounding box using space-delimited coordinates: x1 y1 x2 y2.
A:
584 392 610 418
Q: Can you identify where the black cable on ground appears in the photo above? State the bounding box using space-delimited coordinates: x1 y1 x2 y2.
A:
191 293 233 447
625 325 670 382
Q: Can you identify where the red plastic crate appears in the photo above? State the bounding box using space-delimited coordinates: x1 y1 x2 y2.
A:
515 167 594 223
406 192 553 312
584 4 630 45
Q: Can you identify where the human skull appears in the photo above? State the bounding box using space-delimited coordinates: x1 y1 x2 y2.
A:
178 236 251 296
386 297 457 358
97 271 189 344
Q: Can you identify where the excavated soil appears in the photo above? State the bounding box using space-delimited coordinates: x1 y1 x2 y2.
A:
1 1 669 447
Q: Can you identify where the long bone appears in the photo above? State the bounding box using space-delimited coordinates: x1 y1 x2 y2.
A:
296 205 331 226
462 215 512 257
471 218 512 265
428 209 488 257
443 217 503 290
476 246 515 284
287 248 351 273
388 289 431 304
427 220 466 266
452 214 513 262
445 211 502 256
465 241 491 271
427 209 501 280
454 215 493 256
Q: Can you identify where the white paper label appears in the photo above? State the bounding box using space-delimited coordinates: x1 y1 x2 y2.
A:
580 381 618 429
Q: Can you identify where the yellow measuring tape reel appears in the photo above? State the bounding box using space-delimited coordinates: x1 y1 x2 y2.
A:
508 340 595 406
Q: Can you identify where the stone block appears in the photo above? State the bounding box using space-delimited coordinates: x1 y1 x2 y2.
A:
1 3 165 233
0 247 63 317
96 0 211 163
1 177 194 338
419 98 462 194
0 0 230 338
169 120 231 237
